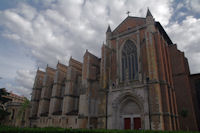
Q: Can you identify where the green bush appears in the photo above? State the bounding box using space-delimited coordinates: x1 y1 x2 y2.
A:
0 126 199 133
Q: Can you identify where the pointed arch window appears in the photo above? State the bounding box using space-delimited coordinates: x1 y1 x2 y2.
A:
121 40 138 81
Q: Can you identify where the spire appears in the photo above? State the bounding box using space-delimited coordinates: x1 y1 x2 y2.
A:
146 8 153 17
146 8 155 31
106 25 111 32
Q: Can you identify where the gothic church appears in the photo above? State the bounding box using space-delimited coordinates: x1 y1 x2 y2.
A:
30 9 198 131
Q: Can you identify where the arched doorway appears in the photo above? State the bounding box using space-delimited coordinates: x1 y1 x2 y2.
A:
120 98 142 130
110 92 145 130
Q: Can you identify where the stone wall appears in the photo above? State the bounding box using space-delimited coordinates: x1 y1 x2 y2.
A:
169 45 198 131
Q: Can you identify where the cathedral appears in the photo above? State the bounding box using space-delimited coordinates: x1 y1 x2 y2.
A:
29 10 198 131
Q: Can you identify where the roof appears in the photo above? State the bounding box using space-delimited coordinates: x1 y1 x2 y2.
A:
112 16 145 33
84 49 100 59
57 61 68 68
69 57 82 66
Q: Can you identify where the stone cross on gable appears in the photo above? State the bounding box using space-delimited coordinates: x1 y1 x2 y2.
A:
126 11 130 16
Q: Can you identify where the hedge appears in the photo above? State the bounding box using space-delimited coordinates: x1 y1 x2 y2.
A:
0 126 199 133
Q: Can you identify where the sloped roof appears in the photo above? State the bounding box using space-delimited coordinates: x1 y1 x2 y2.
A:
112 16 146 34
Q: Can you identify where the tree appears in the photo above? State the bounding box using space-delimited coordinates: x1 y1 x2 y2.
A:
17 98 30 126
0 88 11 122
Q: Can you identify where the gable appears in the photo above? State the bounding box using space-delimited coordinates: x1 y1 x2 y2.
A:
112 16 146 35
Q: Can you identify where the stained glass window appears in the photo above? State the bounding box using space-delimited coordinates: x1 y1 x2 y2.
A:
121 40 138 81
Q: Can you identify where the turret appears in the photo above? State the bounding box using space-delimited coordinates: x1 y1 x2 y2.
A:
106 25 112 46
106 25 111 32
146 8 154 25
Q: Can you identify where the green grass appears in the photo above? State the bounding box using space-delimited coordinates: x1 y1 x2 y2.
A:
0 126 199 133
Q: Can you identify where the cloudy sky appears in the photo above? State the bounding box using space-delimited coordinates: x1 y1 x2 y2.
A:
0 0 200 99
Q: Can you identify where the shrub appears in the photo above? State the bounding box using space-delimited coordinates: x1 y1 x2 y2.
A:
0 126 199 133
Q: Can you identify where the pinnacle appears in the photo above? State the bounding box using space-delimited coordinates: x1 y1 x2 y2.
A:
106 25 111 32
146 8 153 17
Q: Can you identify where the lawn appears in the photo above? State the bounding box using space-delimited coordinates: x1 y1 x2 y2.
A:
0 126 199 133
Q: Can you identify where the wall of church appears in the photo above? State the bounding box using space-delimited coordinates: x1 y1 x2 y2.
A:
169 44 198 131
152 31 179 130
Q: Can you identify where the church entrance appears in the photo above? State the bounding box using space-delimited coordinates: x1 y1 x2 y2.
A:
119 96 142 130
123 116 141 130
112 92 145 129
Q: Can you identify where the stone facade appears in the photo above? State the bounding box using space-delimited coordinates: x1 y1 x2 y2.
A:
29 10 198 131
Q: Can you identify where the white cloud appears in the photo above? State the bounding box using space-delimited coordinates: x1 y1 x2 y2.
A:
0 0 174 67
0 0 176 98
